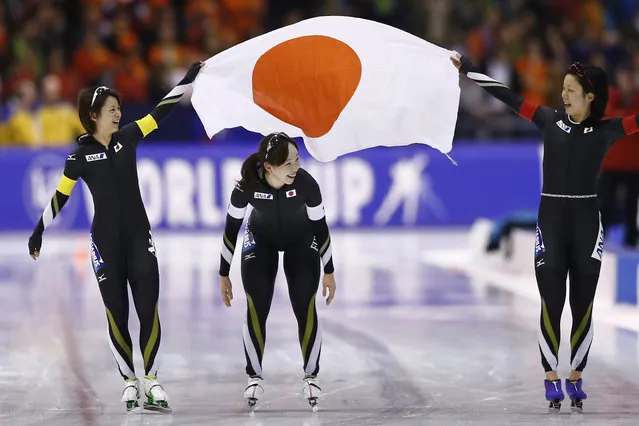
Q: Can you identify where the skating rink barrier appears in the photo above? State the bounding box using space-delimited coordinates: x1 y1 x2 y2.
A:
434 219 639 331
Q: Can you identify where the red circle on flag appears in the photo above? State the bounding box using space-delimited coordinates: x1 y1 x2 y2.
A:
252 35 362 138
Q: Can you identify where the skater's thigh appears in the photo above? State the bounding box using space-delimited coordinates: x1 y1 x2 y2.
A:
535 206 567 271
126 231 160 314
283 235 321 304
126 230 160 285
240 228 279 299
90 232 127 310
570 202 603 277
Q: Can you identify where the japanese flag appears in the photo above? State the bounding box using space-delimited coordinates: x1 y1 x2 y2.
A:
191 16 460 162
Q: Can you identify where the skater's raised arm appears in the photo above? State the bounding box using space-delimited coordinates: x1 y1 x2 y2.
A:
600 113 639 145
97 62 204 148
450 54 554 129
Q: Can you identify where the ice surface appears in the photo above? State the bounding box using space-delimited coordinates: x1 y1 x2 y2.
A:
1 230 638 425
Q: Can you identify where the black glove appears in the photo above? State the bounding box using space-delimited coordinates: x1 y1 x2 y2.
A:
458 55 476 75
28 232 42 257
182 61 203 84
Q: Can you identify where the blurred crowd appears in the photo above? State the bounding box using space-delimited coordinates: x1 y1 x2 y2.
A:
448 0 639 139
2 0 639 145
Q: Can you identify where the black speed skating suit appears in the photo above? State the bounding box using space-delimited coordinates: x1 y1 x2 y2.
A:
460 56 639 373
28 64 201 380
220 168 334 377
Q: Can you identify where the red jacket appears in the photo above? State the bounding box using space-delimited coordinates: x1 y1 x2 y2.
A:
602 87 639 172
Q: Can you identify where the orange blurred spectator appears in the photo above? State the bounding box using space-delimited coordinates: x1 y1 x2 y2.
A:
73 31 117 85
515 38 550 105
48 48 81 102
465 7 500 64
184 0 221 46
148 20 192 68
219 0 266 40
112 11 139 54
114 41 149 103
581 0 605 37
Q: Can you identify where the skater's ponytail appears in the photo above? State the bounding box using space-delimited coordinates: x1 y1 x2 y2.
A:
239 152 262 186
239 132 298 186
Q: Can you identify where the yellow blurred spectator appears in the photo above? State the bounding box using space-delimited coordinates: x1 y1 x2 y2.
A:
36 74 85 146
4 79 39 145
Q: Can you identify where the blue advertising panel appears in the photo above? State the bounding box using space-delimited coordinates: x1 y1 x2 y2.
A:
0 142 542 231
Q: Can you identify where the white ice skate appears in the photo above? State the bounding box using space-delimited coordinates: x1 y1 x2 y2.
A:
302 376 321 412
143 376 172 414
244 376 264 409
120 378 141 413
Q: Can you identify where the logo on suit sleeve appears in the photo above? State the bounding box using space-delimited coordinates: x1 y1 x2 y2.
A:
286 189 297 198
114 142 123 153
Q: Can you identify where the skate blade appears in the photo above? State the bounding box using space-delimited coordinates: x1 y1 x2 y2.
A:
547 400 562 413
143 402 173 414
308 397 319 412
125 400 141 414
570 400 583 413
247 397 258 411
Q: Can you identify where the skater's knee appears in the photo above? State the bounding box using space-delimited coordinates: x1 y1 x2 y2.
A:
291 293 317 322
536 265 567 283
245 293 271 320
139 306 161 335
540 294 564 316
569 271 599 290
131 273 160 298
105 307 129 333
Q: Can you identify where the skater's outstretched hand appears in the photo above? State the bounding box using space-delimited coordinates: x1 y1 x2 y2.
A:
220 275 233 307
450 52 461 70
322 273 336 306
28 232 42 260
449 51 475 75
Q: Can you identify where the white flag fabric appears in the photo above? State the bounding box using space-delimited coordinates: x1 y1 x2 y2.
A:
191 16 460 162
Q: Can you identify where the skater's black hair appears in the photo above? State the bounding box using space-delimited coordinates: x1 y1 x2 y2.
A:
239 132 298 186
565 62 609 122
77 86 121 135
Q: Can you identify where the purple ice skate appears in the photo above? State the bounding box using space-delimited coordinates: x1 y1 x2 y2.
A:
544 379 564 411
565 379 586 411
